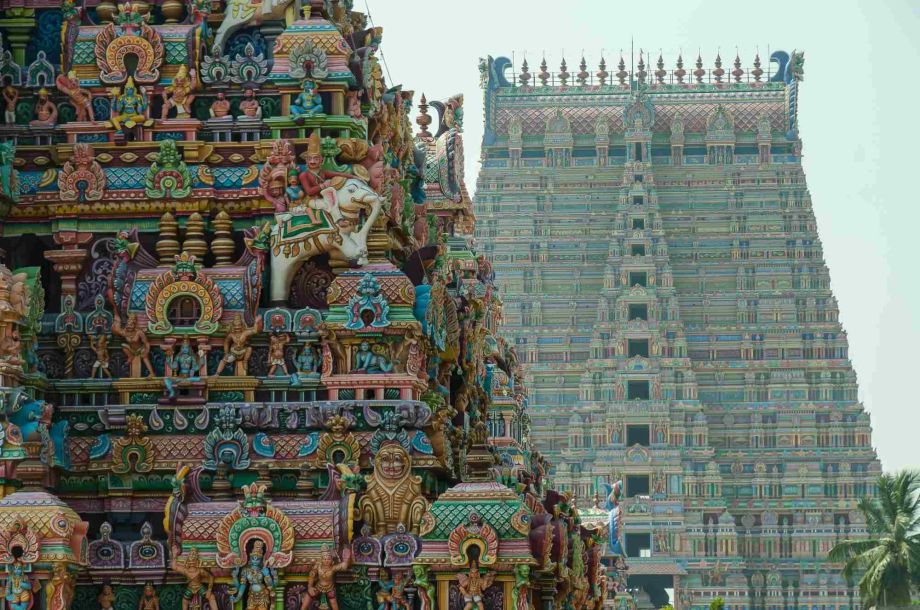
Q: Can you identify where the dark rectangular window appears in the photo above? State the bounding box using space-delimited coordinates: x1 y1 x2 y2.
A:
626 475 650 497
625 533 652 558
630 244 646 256
634 174 644 183
633 195 644 205
632 218 645 230
628 339 649 358
628 304 648 320
634 143 643 162
627 424 650 446
627 380 650 400
628 272 647 287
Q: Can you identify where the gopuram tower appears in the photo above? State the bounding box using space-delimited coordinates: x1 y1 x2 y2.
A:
476 52 881 609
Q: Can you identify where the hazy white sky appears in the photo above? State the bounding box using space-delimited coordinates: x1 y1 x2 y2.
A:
369 0 920 473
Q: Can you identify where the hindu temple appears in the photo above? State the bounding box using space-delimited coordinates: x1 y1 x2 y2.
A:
0 1 616 609
476 53 880 610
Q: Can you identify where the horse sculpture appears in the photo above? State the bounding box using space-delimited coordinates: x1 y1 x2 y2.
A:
269 178 384 303
214 0 297 52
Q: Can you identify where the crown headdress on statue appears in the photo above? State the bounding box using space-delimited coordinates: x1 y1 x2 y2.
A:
173 251 197 277
241 482 268 516
250 540 265 558
306 129 322 156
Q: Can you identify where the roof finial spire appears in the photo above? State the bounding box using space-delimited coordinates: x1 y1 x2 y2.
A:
577 56 589 86
616 53 628 87
597 56 609 86
416 93 431 137
655 51 666 85
558 56 570 86
519 57 531 87
752 50 763 82
713 51 724 84
732 51 744 83
538 56 549 86
675 53 686 85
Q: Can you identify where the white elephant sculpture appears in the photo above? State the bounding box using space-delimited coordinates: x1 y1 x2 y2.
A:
214 0 298 53
269 178 384 303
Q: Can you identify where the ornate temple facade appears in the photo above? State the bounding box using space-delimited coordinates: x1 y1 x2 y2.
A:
476 53 880 610
0 3 615 610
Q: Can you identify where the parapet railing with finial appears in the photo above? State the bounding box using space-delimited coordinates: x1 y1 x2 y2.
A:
507 51 785 89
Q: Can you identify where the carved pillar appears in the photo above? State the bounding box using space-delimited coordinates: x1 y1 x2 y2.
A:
44 231 93 301
0 9 35 65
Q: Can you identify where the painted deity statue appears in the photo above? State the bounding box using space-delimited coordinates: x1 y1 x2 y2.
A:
108 77 152 134
300 546 351 610
55 71 95 121
162 64 197 119
1 557 33 610
294 345 319 375
2 83 17 124
376 571 410 610
169 338 202 377
139 582 159 610
290 78 324 119
164 338 202 398
214 314 262 375
297 131 356 203
209 92 231 119
352 341 393 374
46 563 75 610
90 334 112 378
456 560 496 610
171 546 218 610
112 311 155 377
267 331 291 377
98 583 115 610
230 541 276 610
30 88 57 127
239 88 262 119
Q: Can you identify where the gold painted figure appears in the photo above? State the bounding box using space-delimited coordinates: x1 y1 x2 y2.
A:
214 314 263 375
300 546 352 610
172 546 218 610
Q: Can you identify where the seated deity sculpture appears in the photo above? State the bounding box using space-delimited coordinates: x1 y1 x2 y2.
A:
351 341 393 374
108 77 153 135
30 88 57 127
290 78 324 120
164 338 202 398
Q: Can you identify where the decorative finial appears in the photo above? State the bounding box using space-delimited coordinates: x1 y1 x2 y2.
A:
655 53 666 85
538 57 549 86
518 57 531 87
616 54 628 87
577 56 589 86
675 54 686 85
416 93 431 137
694 54 705 84
558 57 569 86
636 51 647 86
597 56 608 86
752 52 763 82
713 53 724 84
732 53 743 83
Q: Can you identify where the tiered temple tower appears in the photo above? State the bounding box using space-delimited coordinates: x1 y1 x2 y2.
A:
476 52 880 610
0 2 613 608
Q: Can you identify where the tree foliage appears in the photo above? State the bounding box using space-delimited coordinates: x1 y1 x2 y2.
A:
828 470 920 607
